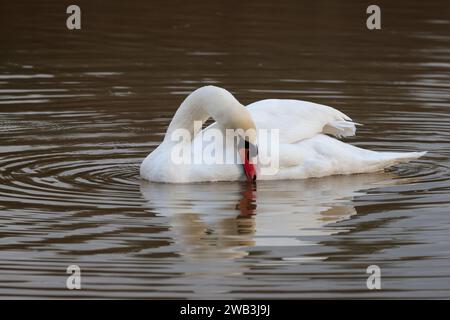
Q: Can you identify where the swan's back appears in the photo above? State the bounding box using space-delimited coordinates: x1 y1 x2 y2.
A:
247 99 357 144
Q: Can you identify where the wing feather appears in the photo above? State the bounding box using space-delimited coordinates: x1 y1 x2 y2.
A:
247 99 358 144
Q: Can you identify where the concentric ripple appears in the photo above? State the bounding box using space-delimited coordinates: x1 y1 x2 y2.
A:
0 111 147 209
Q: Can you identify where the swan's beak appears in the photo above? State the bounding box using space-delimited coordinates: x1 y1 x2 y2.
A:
238 141 258 182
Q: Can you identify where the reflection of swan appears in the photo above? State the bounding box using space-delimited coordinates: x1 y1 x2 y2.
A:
140 172 397 260
140 85 426 183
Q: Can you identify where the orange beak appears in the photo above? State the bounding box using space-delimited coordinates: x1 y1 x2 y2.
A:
239 147 257 182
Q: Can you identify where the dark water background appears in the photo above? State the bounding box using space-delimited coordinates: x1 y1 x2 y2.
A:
0 0 449 298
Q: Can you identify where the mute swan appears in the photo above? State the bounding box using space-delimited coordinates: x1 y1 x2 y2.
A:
140 86 426 183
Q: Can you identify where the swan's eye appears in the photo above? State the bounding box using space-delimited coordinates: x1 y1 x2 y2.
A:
248 142 258 158
238 138 258 158
247 141 258 158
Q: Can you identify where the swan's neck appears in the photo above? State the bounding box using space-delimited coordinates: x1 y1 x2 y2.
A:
164 86 246 142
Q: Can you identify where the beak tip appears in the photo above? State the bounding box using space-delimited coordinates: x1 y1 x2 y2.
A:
246 173 257 182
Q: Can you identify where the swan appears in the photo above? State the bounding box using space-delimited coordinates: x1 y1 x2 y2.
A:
140 85 426 183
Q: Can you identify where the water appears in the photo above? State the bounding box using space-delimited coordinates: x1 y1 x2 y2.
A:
0 0 449 298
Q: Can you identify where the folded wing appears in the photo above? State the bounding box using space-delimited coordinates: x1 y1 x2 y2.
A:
247 99 358 144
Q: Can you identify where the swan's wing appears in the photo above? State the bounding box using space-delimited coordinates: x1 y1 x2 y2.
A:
247 99 359 144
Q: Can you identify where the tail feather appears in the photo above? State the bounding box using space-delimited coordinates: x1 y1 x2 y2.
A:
324 120 360 138
366 151 427 171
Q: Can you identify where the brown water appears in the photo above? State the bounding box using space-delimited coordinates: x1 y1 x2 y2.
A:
0 0 449 299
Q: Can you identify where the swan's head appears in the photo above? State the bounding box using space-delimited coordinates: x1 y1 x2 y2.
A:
180 85 259 181
238 135 258 182
202 86 258 182
231 107 258 182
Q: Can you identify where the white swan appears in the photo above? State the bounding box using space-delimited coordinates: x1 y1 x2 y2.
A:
140 86 426 183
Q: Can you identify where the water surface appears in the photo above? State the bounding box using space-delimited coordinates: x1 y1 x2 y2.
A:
0 0 449 298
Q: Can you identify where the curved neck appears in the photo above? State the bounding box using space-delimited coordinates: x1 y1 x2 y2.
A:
164 86 247 141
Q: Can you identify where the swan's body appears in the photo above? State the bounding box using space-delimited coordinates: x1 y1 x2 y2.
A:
140 86 425 183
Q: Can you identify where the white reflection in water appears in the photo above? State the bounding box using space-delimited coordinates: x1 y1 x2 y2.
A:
140 173 397 261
